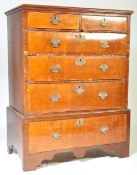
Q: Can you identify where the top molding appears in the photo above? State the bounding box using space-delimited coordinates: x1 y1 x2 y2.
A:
5 4 133 15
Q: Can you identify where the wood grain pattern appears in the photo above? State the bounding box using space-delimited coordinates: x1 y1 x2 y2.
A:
81 16 127 32
27 12 79 29
28 55 127 81
28 81 126 113
28 32 128 54
28 114 127 153
7 10 24 112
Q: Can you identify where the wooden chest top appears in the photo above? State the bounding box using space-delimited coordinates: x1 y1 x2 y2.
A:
5 4 133 15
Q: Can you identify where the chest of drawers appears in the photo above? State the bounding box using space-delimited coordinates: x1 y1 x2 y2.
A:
6 4 133 171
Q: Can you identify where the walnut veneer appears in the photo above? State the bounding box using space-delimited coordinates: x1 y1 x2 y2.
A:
5 4 133 171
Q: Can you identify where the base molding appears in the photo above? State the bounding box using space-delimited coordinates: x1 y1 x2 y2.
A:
8 142 129 171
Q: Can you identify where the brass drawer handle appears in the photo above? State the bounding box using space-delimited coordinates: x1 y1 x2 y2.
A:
98 91 108 100
100 64 109 72
75 118 85 127
50 64 61 74
75 86 85 94
50 94 61 102
100 18 110 27
52 133 62 139
100 40 109 48
50 16 61 25
100 126 109 134
50 38 61 48
75 34 86 42
75 57 86 66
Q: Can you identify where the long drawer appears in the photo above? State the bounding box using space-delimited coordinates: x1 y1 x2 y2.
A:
28 32 128 54
28 55 127 81
28 81 126 113
28 114 127 153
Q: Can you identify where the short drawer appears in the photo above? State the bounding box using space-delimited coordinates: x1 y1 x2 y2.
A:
28 55 127 81
28 81 126 113
27 12 79 30
28 32 128 54
28 114 127 153
81 16 127 32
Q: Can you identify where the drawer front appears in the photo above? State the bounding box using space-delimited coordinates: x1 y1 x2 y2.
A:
81 16 127 32
27 12 79 30
29 56 127 81
28 81 126 113
28 32 128 54
28 114 127 153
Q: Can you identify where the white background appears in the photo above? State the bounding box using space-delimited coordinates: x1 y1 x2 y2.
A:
0 0 137 162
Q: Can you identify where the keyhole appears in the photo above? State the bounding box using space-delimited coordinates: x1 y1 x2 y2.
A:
78 120 81 124
75 119 84 126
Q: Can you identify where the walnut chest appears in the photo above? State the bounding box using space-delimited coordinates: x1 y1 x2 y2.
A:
5 4 133 171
